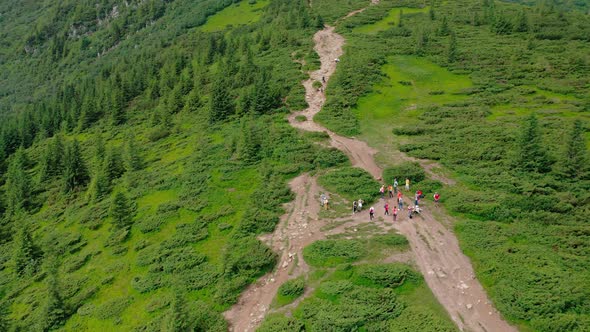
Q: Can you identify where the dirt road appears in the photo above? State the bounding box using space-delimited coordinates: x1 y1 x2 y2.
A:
225 3 517 332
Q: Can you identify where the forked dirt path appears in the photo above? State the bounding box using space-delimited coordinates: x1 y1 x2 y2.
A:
225 4 517 332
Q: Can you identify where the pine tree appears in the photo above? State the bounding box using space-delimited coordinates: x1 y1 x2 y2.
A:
0 302 9 332
558 120 588 180
103 147 125 183
438 16 451 36
517 114 552 173
5 149 31 214
415 30 428 56
398 9 404 27
41 257 66 331
12 223 40 277
87 167 110 202
447 32 458 63
63 139 89 192
110 191 134 228
514 9 529 32
209 77 234 124
237 117 261 164
164 289 192 332
123 136 143 172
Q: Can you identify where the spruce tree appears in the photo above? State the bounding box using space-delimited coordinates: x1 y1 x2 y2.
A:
12 223 40 277
517 114 552 173
87 167 110 202
103 147 125 183
164 289 192 332
558 120 588 180
447 32 458 63
41 257 66 331
438 16 451 36
209 77 234 124
63 139 89 192
5 149 31 214
398 9 404 27
514 9 529 32
123 136 143 172
110 191 134 228
0 302 8 332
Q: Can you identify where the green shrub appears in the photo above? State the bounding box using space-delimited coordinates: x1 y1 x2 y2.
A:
318 167 379 203
278 278 305 298
313 148 349 169
303 239 366 267
392 126 426 136
383 162 426 184
258 314 304 332
353 264 421 288
417 179 443 195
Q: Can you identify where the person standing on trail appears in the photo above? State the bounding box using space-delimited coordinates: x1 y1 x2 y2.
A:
388 184 393 198
353 200 358 213
393 206 398 222
380 185 385 199
322 76 326 83
434 192 440 207
408 205 413 219
358 199 363 212
384 202 389 215
414 191 420 206
369 206 375 220
398 196 403 210
393 178 398 193
324 198 329 210
405 178 410 191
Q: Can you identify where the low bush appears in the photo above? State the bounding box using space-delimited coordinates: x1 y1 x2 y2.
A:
303 239 366 267
353 263 421 288
278 277 305 298
318 167 379 203
382 162 426 184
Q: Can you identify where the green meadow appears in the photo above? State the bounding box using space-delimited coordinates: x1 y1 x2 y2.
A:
201 0 270 32
353 7 430 34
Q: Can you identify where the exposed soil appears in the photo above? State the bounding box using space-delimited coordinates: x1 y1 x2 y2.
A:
225 3 517 332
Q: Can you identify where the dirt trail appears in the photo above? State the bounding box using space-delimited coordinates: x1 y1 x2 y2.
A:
226 4 517 332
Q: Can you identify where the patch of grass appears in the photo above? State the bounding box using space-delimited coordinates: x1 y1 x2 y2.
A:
318 167 380 203
353 7 430 34
200 0 270 32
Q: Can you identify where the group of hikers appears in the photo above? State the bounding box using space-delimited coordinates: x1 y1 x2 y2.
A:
354 177 440 222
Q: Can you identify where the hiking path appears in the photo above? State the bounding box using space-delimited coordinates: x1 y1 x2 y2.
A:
224 2 517 331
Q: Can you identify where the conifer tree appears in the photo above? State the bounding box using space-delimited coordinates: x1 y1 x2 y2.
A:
164 288 192 332
514 9 529 32
87 167 110 202
103 147 125 183
41 257 66 331
12 223 40 277
63 139 89 192
438 16 451 36
5 149 31 214
237 117 261 164
209 77 234 124
110 191 134 228
123 136 143 172
558 120 588 180
0 302 9 332
447 32 458 63
517 114 552 173
398 9 404 27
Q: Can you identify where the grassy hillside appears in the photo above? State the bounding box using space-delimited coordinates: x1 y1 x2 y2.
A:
317 0 590 330
0 0 337 330
1 0 589 331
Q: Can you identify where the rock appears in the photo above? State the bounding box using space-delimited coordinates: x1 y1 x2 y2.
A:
466 304 473 309
282 261 289 268
270 278 275 283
